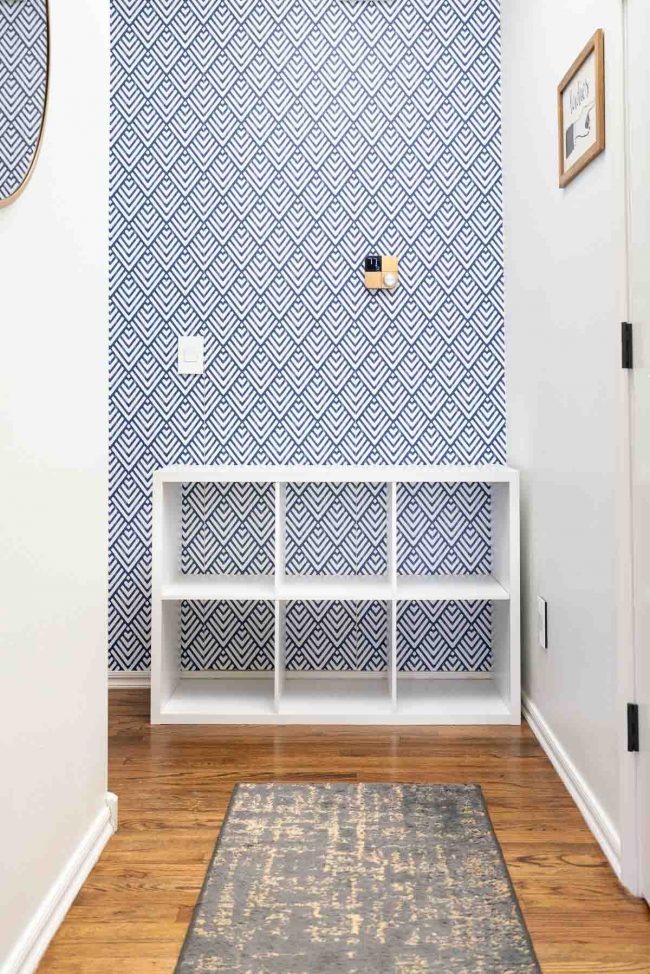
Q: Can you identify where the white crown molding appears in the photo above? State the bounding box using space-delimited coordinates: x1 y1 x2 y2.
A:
3 794 117 974
522 693 621 880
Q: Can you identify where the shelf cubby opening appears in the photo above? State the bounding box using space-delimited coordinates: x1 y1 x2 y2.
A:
395 480 512 602
159 481 276 601
163 676 276 720
155 599 276 722
395 599 512 721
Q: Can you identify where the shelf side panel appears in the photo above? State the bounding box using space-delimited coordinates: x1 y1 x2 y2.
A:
152 480 182 722
153 601 181 723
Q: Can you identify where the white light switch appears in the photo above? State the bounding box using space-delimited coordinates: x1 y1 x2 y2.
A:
178 336 204 375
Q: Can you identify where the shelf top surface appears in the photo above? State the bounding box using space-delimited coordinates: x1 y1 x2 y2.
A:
155 464 518 485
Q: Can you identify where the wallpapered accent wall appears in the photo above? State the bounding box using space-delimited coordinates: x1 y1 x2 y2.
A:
0 0 47 199
109 0 504 671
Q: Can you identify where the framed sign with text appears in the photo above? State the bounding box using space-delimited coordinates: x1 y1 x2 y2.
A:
557 29 605 188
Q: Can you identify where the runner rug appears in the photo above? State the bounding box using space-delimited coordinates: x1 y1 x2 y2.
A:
175 782 540 973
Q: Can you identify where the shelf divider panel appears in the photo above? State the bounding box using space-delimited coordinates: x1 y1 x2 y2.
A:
274 482 286 709
387 481 398 709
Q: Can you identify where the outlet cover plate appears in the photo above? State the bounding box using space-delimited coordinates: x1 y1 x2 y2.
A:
537 596 548 649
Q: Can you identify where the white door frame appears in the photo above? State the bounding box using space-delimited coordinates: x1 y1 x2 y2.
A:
618 0 646 898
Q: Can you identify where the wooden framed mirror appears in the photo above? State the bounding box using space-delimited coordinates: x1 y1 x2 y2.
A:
0 0 49 208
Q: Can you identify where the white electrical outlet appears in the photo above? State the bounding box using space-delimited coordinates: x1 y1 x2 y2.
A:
537 596 548 649
178 336 204 375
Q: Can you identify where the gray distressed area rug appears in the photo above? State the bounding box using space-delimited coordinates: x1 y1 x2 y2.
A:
175 782 541 973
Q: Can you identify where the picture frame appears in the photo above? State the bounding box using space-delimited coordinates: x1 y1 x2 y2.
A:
557 29 605 188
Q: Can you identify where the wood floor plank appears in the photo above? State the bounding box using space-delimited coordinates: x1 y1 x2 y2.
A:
35 689 650 974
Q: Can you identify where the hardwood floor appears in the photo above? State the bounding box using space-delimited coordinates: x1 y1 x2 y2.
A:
37 689 650 973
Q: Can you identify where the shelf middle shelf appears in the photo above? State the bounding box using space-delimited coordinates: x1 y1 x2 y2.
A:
162 573 508 603
395 575 509 601
277 575 392 601
162 574 275 601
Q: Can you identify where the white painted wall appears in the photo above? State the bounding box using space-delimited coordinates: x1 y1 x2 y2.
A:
0 1 111 970
503 0 625 854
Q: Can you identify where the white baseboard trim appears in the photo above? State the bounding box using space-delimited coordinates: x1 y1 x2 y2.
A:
106 791 118 831
3 792 118 974
109 671 150 689
522 693 621 879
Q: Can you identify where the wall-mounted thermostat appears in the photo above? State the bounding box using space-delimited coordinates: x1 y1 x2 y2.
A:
364 254 399 290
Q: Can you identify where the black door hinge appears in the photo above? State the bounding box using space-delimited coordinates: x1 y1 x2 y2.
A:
622 321 633 369
627 703 639 752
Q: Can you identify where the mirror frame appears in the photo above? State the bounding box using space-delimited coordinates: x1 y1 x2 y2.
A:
0 0 50 209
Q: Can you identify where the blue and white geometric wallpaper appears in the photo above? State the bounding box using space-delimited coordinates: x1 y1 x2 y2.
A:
181 599 275 671
109 0 504 671
286 600 388 672
397 482 491 575
286 483 388 576
397 599 491 671
0 0 47 199
182 482 275 575
180 598 493 672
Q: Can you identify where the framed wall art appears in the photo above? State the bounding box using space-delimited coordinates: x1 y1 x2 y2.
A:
557 29 605 188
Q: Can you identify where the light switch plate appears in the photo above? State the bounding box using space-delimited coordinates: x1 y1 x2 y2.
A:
537 596 548 649
178 336 204 375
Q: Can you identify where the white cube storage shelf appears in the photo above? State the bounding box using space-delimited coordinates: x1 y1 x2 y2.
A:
152 465 520 725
